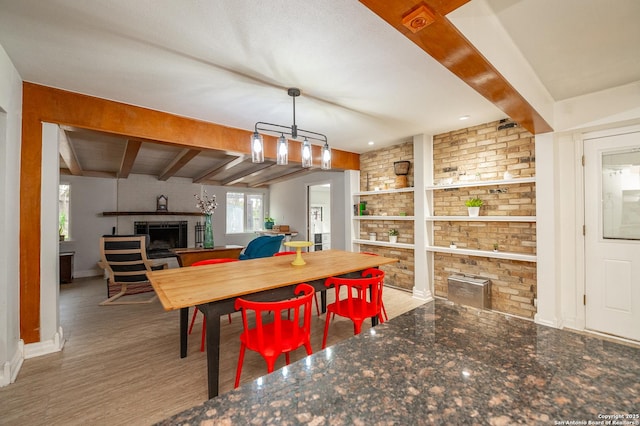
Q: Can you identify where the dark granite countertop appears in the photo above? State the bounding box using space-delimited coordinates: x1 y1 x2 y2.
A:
158 299 640 425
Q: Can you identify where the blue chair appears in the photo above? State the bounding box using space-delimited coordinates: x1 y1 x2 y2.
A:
239 235 285 260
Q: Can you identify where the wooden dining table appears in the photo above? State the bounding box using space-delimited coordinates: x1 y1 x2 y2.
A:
147 249 398 399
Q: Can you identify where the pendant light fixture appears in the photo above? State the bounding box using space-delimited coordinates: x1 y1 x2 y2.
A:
251 88 331 169
276 134 288 165
301 138 312 168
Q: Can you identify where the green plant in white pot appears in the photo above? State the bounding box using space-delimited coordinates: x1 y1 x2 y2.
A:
465 197 483 217
388 228 399 243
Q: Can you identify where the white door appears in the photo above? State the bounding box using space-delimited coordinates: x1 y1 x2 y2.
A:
584 130 640 341
307 184 331 252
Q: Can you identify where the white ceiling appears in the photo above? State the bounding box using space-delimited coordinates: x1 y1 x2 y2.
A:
487 0 640 101
0 0 638 182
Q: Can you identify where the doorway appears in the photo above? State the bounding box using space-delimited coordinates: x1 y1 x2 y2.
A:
584 129 640 341
308 184 331 252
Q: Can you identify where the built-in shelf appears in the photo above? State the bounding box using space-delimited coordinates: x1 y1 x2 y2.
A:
426 245 537 262
426 216 536 222
354 239 415 249
354 187 415 196
102 211 204 216
425 177 535 191
354 215 415 221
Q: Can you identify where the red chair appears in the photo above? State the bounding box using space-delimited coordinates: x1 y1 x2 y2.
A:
273 251 297 256
189 258 238 352
234 283 315 388
321 268 385 349
273 251 321 316
360 251 389 321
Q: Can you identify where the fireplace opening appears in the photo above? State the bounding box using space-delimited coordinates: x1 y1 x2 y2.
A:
134 221 187 255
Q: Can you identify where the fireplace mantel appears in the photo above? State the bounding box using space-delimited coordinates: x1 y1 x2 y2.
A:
102 211 204 216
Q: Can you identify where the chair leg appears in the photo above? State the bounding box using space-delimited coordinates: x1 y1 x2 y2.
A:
228 313 232 323
353 320 364 336
313 292 320 317
322 313 332 349
285 352 290 365
381 300 389 321
234 344 246 388
304 341 313 356
189 307 199 334
265 357 277 373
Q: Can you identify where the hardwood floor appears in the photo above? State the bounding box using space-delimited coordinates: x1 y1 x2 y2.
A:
0 276 425 425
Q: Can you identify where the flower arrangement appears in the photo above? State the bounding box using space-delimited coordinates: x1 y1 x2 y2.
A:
195 190 218 215
388 228 399 236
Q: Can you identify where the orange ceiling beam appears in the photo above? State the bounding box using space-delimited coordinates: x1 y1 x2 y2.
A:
359 0 553 134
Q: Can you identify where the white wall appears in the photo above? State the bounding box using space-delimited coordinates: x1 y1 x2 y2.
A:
0 43 23 386
269 171 347 250
58 174 270 277
59 175 117 277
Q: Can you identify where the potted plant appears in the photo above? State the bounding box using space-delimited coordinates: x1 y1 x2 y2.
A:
388 228 399 243
493 242 499 252
465 197 483 217
264 216 275 230
59 212 66 241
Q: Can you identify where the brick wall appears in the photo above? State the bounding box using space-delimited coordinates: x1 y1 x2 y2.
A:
359 141 415 291
432 119 537 319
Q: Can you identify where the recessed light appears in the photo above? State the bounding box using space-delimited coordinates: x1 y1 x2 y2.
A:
368 141 374 145
459 115 470 121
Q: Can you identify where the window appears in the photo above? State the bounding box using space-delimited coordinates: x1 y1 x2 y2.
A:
226 192 264 234
59 184 70 240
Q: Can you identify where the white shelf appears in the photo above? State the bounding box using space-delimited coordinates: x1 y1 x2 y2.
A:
354 187 415 196
426 216 536 222
354 215 415 221
354 239 415 250
426 177 535 191
426 245 537 262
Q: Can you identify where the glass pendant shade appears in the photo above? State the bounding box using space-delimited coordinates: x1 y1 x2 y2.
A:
251 133 264 163
276 134 288 165
321 142 331 170
301 138 312 168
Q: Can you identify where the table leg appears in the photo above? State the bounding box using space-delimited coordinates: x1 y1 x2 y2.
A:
201 304 223 399
180 307 188 358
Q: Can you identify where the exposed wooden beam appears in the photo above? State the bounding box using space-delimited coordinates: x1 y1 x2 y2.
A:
58 129 83 175
193 155 247 183
249 168 314 188
358 0 553 134
158 148 201 181
118 139 142 178
59 169 117 179
221 162 276 186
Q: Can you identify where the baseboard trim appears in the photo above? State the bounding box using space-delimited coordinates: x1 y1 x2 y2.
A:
534 314 561 329
0 343 24 387
23 326 65 359
75 269 103 279
412 287 433 302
